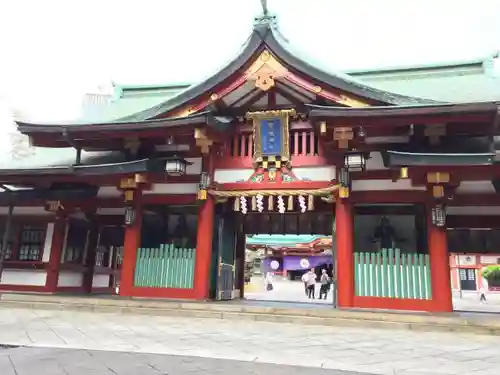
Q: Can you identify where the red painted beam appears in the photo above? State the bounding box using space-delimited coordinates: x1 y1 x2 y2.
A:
214 180 335 191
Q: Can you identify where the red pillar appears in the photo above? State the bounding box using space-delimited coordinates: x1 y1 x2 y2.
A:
427 210 453 312
193 154 215 300
45 217 66 292
335 198 354 308
119 199 143 297
193 194 215 299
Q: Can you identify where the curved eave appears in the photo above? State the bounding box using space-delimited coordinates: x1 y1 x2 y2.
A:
384 150 495 167
307 102 499 121
262 21 435 106
116 15 438 122
16 111 220 134
0 158 166 177
118 31 266 122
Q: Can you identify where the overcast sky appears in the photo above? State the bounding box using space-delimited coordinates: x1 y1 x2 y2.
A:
0 0 499 123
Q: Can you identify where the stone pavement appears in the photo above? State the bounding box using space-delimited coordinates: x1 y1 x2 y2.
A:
247 279 500 313
0 307 499 374
0 346 372 375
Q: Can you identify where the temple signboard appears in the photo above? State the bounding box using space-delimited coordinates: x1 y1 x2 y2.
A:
246 109 295 169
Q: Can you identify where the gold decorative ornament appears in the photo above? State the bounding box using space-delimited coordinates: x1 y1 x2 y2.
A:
426 172 450 184
210 93 219 101
339 95 370 108
123 190 134 202
432 185 445 198
400 167 408 179
313 85 322 94
338 186 350 198
245 49 288 91
120 178 137 189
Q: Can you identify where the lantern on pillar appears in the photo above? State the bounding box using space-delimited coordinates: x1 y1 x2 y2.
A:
431 204 446 227
198 172 210 200
338 167 351 199
124 206 136 226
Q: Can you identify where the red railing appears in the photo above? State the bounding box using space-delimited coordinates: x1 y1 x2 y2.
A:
217 130 326 168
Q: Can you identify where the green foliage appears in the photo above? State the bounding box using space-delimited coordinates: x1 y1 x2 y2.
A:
482 265 500 282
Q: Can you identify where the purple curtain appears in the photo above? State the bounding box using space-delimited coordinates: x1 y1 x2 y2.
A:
283 255 332 271
262 257 282 272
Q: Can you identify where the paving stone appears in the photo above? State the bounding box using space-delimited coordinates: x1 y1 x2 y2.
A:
0 307 498 375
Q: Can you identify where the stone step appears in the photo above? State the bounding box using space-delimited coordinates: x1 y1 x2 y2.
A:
1 293 499 335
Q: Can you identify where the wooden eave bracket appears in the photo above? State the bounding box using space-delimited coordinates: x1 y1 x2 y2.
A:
194 128 214 154
333 127 354 149
424 124 446 145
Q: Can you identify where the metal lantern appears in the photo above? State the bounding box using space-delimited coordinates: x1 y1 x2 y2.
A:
165 156 188 176
431 204 446 227
124 206 136 226
338 167 351 188
344 152 366 172
199 172 210 189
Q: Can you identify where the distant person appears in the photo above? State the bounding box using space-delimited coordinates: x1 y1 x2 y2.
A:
479 278 488 303
306 269 317 299
301 271 309 296
265 272 274 291
319 269 330 300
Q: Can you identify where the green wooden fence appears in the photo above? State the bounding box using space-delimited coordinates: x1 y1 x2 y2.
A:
354 249 432 300
134 244 196 289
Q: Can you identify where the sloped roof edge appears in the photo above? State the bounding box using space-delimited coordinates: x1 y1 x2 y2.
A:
117 14 436 122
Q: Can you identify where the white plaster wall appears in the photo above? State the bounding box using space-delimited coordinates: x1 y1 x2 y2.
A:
42 223 54 262
0 270 47 286
143 183 198 195
292 166 335 181
365 152 388 170
214 169 253 183
185 157 202 175
57 271 84 287
456 181 495 194
352 179 426 191
97 186 121 197
92 274 111 288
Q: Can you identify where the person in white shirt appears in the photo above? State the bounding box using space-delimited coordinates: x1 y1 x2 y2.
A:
301 272 309 296
479 278 488 303
306 269 317 299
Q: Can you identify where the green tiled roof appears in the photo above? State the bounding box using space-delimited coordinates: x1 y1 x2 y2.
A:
347 54 500 103
80 83 190 122
81 53 499 123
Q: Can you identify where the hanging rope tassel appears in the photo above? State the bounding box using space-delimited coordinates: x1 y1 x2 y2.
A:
251 196 257 211
288 195 293 211
268 195 274 211
234 197 240 211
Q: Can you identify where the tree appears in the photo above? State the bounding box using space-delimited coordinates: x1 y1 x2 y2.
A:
482 265 500 283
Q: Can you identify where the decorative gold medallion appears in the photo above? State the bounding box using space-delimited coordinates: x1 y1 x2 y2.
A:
245 50 288 91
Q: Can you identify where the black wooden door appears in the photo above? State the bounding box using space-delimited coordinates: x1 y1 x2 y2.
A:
216 213 236 301
459 268 476 290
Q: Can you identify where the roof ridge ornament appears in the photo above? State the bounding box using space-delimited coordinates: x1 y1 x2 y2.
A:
254 0 276 26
